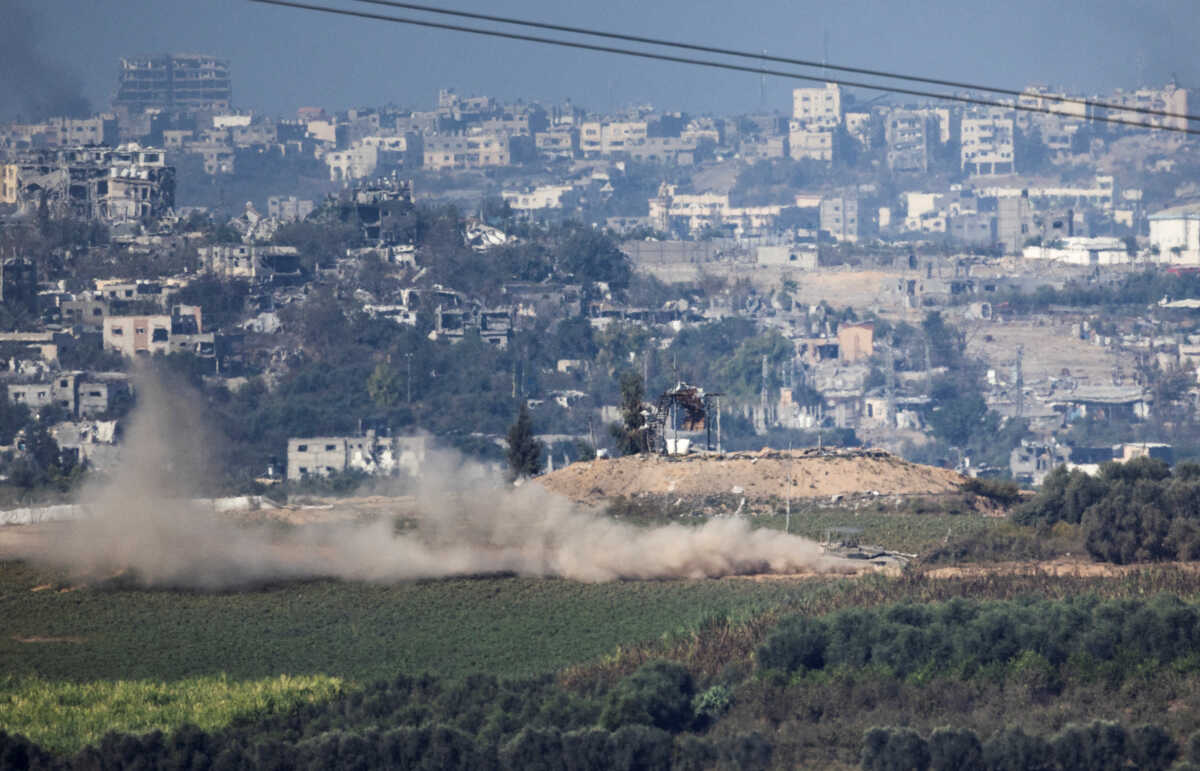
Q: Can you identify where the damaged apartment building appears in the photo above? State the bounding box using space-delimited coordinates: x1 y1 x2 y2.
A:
0 145 174 222
199 244 302 282
334 174 415 248
287 432 428 481
7 371 131 419
102 305 221 360
427 288 515 349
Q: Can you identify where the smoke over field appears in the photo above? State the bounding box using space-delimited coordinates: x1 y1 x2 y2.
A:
37 373 852 588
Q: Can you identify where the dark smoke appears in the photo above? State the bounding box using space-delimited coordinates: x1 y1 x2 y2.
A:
0 2 93 122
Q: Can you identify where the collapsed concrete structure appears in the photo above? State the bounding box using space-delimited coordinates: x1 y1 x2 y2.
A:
0 145 174 222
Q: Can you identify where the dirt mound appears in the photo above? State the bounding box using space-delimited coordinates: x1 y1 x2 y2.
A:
536 448 966 505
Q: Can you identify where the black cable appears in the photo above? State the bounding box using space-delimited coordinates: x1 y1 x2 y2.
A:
247 0 1200 136
346 0 1200 125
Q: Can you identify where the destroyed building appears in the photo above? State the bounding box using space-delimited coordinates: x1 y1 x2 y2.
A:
502 282 584 323
432 303 514 348
102 305 214 358
0 145 174 222
7 372 131 419
59 279 188 329
199 244 302 282
287 432 428 481
332 174 415 245
0 257 38 316
113 54 233 116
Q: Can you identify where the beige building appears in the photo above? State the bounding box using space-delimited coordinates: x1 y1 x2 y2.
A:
649 184 784 237
961 111 1015 175
792 83 844 126
199 244 302 280
502 184 573 212
186 142 235 175
627 136 698 164
103 307 204 358
2 144 174 220
326 145 379 183
820 192 866 242
7 372 130 418
535 128 578 159
287 433 428 481
1105 83 1191 131
579 121 648 156
788 123 836 162
739 135 787 162
423 132 514 170
1017 86 1089 119
0 165 18 203
885 110 933 172
837 323 875 363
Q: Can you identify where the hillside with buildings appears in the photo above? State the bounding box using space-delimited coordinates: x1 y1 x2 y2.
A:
1 49 1199 499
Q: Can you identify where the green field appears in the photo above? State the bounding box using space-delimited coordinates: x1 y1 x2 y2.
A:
0 558 837 754
0 674 341 754
0 562 824 684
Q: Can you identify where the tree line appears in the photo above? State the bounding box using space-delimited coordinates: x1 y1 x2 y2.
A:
862 721 1196 771
1015 457 1200 563
757 594 1200 683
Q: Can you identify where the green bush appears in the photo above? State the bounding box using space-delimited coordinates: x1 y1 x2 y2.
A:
601 661 695 733
757 616 828 674
928 726 983 771
962 477 1022 507
691 684 732 725
860 726 929 771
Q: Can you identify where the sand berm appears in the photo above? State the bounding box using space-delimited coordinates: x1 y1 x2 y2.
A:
536 448 966 505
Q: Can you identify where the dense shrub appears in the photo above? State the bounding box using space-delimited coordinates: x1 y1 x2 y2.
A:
601 660 695 733
928 726 984 771
757 595 1200 681
962 477 1023 507
1014 459 1200 563
863 722 1178 771
861 726 930 771
981 727 1053 771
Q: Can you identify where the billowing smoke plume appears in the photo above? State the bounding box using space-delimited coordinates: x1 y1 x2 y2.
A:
38 371 852 589
0 3 92 122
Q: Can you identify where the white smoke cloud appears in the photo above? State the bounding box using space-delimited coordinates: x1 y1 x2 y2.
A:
36 371 853 588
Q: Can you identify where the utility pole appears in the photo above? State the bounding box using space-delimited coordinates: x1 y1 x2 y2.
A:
884 337 897 426
715 395 722 453
404 353 413 404
785 441 792 533
924 339 933 395
760 354 770 433
1014 345 1025 418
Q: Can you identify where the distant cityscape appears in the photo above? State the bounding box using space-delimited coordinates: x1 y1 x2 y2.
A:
3 54 1198 259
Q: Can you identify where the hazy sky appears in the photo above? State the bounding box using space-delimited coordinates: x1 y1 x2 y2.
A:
8 0 1199 120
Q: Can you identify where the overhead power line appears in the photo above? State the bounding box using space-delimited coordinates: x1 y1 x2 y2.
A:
248 0 1200 136
346 0 1200 125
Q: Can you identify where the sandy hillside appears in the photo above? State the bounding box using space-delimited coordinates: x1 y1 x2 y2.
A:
535 448 965 504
